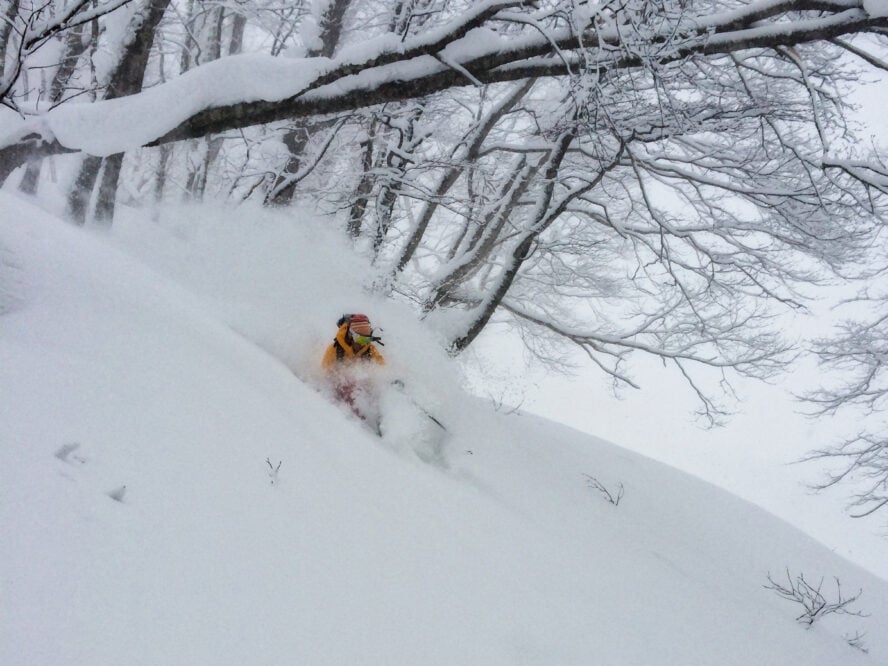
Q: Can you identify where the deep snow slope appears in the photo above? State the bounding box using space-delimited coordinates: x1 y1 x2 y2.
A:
2 194 887 666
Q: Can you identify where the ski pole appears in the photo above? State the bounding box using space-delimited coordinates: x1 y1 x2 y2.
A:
392 380 448 432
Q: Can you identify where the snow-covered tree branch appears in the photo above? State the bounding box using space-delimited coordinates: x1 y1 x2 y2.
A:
1 0 886 162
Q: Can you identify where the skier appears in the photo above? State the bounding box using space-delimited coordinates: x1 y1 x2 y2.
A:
322 313 385 425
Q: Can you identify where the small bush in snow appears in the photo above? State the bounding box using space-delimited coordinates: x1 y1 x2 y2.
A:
55 442 82 463
845 632 869 654
764 569 867 628
584 474 624 506
487 389 524 415
266 458 282 485
107 485 127 502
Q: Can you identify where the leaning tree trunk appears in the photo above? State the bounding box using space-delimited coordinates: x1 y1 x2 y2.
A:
448 127 576 353
423 156 536 312
392 79 534 275
447 127 629 354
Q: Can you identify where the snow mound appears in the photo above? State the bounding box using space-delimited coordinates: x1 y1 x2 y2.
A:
1 193 886 665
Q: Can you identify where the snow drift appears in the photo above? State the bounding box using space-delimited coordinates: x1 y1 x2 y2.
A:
1 193 886 665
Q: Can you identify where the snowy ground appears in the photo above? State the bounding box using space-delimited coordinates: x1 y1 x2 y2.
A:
468 316 888 583
2 192 887 665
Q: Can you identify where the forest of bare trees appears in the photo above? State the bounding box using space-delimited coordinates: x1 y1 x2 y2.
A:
1 0 888 517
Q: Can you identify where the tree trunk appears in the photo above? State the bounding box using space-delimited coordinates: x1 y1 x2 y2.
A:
49 21 91 101
18 159 40 194
19 21 92 195
66 0 171 224
183 5 228 201
347 122 378 238
264 129 311 205
154 145 170 204
94 153 125 225
266 0 351 206
67 156 103 226
229 12 247 55
0 0 19 82
449 128 577 352
372 103 424 258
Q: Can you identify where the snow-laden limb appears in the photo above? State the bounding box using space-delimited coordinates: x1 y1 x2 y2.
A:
0 117 76 180
831 35 888 85
0 0 884 166
45 54 325 156
823 156 888 193
139 1 888 147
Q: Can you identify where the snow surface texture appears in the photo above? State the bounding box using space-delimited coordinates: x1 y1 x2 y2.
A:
2 193 887 665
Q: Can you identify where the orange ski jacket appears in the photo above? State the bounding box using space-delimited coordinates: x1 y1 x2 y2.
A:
322 322 385 370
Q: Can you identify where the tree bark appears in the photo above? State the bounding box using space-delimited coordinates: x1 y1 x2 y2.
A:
0 1 20 82
19 21 93 195
94 153 124 224
184 5 226 200
66 0 171 223
67 156 103 226
347 123 377 237
266 0 352 206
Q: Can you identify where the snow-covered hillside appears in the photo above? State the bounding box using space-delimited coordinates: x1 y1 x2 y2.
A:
2 193 887 665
